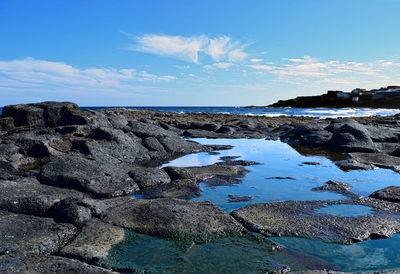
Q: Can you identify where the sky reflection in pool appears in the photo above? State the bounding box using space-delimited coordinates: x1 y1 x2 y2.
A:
315 204 373 217
164 139 400 212
271 234 400 272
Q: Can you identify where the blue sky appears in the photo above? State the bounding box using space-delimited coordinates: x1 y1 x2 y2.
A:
1 0 400 106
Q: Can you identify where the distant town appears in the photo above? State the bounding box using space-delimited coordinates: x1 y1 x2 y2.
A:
261 86 400 109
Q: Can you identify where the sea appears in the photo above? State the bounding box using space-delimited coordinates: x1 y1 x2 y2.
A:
76 106 400 118
1 106 399 118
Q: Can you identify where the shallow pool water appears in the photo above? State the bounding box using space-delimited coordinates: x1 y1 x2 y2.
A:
271 234 400 272
165 138 400 212
100 231 339 273
315 204 373 217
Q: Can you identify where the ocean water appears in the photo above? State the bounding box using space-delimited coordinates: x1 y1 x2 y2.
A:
82 106 400 119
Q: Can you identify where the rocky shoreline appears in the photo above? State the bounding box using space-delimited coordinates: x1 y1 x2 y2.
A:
1 101 400 273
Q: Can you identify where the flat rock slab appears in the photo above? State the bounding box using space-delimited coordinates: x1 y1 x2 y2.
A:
38 155 139 198
0 255 116 274
369 186 400 203
60 218 125 263
231 201 400 244
100 198 245 242
0 177 87 216
0 210 76 255
348 152 400 170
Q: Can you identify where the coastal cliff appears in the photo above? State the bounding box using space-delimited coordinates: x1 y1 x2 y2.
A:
255 86 400 108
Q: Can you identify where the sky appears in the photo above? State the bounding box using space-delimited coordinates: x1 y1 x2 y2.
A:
1 0 400 106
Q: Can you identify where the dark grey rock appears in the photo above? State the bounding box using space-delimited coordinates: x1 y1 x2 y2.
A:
142 136 166 153
311 180 361 199
0 177 87 216
38 155 139 197
265 176 296 180
369 186 400 203
100 198 245 242
280 123 332 147
49 198 92 226
158 136 204 154
215 125 236 134
142 179 201 199
328 119 377 152
162 166 195 180
348 152 400 170
227 194 254 203
128 167 171 190
0 210 76 255
60 218 125 263
0 255 116 274
231 200 400 244
1 101 87 128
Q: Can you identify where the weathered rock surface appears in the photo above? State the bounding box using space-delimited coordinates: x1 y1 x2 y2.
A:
100 198 245 242
1 101 87 128
60 218 125 263
0 177 87 216
311 180 361 199
128 167 171 190
0 210 76 255
369 186 400 203
38 155 139 197
0 255 117 274
231 201 400 244
348 152 400 170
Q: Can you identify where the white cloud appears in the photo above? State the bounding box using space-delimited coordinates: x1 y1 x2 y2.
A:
204 62 234 70
0 58 176 91
128 34 248 64
250 58 263 63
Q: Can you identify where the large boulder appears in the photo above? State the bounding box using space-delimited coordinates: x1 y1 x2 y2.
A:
1 101 87 128
328 119 377 152
0 210 76 255
100 198 245 242
280 123 332 147
38 155 139 197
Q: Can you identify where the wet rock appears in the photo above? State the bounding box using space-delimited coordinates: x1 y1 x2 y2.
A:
348 152 400 170
366 125 400 142
0 210 76 255
301 161 321 166
0 177 87 216
141 179 201 199
311 180 361 199
215 125 236 135
217 160 262 166
60 218 125 263
231 200 400 244
369 186 400 203
227 194 254 203
186 164 246 181
128 167 171 190
0 255 116 273
38 155 139 198
328 119 377 153
100 198 245 242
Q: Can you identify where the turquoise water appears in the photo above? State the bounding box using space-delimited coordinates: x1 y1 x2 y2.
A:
100 231 338 273
165 138 400 212
105 138 400 273
316 204 373 217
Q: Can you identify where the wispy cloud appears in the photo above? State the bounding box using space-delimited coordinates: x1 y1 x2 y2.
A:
127 34 248 64
249 55 400 86
0 58 176 92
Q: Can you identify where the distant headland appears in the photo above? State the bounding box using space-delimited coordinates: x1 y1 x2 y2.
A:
246 86 400 109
